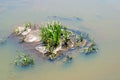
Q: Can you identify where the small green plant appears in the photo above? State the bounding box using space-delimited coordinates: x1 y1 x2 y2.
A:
61 27 72 47
84 40 98 54
24 22 32 29
14 28 19 34
41 21 75 60
14 22 32 35
14 54 34 66
74 34 84 47
84 46 98 55
47 53 57 60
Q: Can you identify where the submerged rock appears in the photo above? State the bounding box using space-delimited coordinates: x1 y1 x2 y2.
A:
24 30 41 42
63 55 73 63
86 42 94 47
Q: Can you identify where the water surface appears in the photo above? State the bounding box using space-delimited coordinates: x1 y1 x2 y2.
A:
0 0 120 80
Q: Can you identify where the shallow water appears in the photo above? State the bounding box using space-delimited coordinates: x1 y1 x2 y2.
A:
0 0 120 80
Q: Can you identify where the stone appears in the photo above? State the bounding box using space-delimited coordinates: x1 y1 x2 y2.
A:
67 40 74 48
21 28 31 36
14 25 25 35
80 39 87 47
86 42 94 47
53 46 62 54
24 30 41 42
35 45 48 55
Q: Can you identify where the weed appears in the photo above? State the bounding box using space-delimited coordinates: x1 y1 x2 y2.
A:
14 54 34 66
41 21 62 53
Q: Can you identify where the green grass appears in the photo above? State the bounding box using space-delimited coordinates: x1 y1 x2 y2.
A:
40 21 98 59
41 21 62 53
14 54 34 67
40 21 75 60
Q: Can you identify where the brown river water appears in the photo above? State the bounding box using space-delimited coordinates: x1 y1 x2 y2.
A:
0 0 120 80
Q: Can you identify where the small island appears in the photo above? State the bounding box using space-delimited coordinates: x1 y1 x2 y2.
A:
13 21 98 65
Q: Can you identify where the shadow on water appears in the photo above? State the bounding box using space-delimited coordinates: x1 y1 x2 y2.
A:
80 51 98 61
0 37 12 48
13 64 35 72
0 32 14 47
0 36 8 47
47 16 84 22
61 58 73 69
0 39 7 46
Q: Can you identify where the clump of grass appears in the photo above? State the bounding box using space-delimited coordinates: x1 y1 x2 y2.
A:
84 40 98 55
14 54 34 67
40 21 98 60
41 21 62 53
41 21 74 60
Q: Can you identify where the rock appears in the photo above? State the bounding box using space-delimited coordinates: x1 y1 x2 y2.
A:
21 28 31 36
24 30 41 42
53 46 62 54
14 25 25 35
86 42 94 47
35 45 48 55
80 39 87 47
67 40 74 48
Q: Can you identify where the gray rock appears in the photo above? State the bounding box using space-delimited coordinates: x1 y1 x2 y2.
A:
53 46 62 54
24 30 41 42
81 39 87 47
14 25 25 35
21 28 31 36
67 40 74 48
35 45 48 55
86 42 94 47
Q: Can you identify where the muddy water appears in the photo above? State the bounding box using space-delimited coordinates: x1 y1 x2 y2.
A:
0 0 120 80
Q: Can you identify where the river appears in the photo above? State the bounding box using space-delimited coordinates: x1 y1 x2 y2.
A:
0 0 120 80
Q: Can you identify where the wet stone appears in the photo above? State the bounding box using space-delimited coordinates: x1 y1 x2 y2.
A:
35 45 48 55
21 28 31 36
24 30 41 43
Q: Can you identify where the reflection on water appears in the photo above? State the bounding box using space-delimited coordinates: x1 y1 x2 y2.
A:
0 0 120 80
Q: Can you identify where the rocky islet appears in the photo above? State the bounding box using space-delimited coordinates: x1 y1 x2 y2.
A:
13 21 98 63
